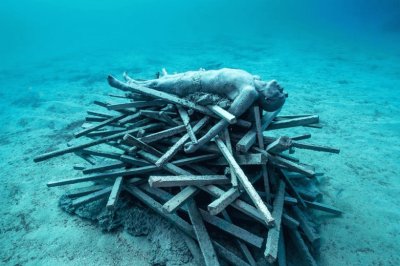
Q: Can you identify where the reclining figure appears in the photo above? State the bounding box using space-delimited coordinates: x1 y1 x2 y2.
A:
126 68 287 153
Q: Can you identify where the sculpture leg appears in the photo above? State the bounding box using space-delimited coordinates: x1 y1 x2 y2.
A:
185 86 258 153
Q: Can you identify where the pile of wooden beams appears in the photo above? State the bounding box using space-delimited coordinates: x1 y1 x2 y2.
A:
34 74 342 266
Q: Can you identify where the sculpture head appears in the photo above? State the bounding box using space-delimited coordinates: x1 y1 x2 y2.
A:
257 80 287 112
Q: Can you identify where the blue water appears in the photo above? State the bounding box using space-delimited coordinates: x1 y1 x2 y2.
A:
1 1 399 265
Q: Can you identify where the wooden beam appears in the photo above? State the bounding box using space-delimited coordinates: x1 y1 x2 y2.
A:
155 116 210 167
71 187 112 208
268 115 319 130
236 108 281 152
74 114 127 138
292 141 340 154
266 136 292 154
82 162 125 174
279 169 307 208
223 128 237 187
34 127 150 162
304 200 343 215
210 153 267 165
264 180 286 263
106 176 124 210
200 209 264 248
149 175 230 188
177 105 198 144
287 229 317 266
66 184 106 198
139 125 186 143
123 134 163 157
187 199 220 266
207 105 236 124
107 99 166 110
215 136 275 227
291 206 320 247
207 187 241 215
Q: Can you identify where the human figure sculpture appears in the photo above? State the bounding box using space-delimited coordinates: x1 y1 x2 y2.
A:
125 68 287 153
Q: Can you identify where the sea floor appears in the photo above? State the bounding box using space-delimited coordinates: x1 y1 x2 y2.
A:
0 33 399 265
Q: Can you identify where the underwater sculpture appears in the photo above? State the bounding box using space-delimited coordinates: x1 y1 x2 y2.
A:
117 68 287 153
34 67 342 266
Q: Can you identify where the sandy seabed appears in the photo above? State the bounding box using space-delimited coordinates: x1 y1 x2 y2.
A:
0 34 399 266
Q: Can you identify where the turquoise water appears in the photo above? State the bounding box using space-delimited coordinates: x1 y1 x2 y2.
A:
1 1 399 265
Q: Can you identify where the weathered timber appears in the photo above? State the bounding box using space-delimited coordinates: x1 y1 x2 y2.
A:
107 99 166 110
254 105 271 202
155 116 210 167
264 180 286 263
87 110 113 118
290 133 312 141
305 200 343 215
236 108 282 152
200 209 264 248
149 175 230 188
123 134 163 157
223 128 237 187
291 206 320 247
119 113 141 125
210 153 267 166
176 105 198 144
119 155 151 166
86 116 107 122
66 184 107 198
106 176 124 210
275 114 314 119
208 187 241 215
215 136 275 227
187 199 220 266
81 149 123 160
71 187 112 208
87 129 126 137
74 114 127 138
278 229 287 266
268 115 319 130
280 169 307 208
222 211 257 266
288 229 318 266
292 141 340 154
73 164 85 170
34 127 151 162
212 241 251 266
82 162 126 174
207 105 237 124
265 152 315 178
266 136 292 154
139 124 186 143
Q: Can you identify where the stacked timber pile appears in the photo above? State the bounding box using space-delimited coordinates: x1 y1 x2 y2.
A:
34 73 342 266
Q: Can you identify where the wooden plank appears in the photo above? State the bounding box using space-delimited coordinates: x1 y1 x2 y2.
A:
207 105 236 124
275 114 314 119
254 105 271 202
34 127 150 162
236 108 281 152
215 136 275 227
291 133 311 141
266 136 292 154
279 169 307 208
74 114 127 138
81 149 123 160
87 110 113 118
106 176 124 210
305 200 343 215
86 129 126 137
292 206 320 247
268 115 319 130
278 229 287 266
139 125 186 143
125 186 245 266
66 184 107 198
213 241 251 266
264 180 286 263
200 209 264 248
210 153 267 165
187 199 220 266
207 187 241 215
262 152 315 178
123 134 163 157
71 187 112 208
119 155 151 166
107 99 166 110
119 113 141 125
82 162 125 174
222 211 257 266
149 175 230 188
292 141 340 154
288 229 318 266
176 105 198 144
223 128 237 187
155 116 210 167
